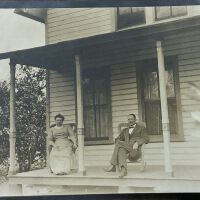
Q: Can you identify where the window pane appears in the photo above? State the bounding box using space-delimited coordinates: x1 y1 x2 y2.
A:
145 101 162 135
130 7 146 25
83 77 94 106
156 6 171 19
172 6 187 16
95 79 107 105
165 70 175 97
144 71 159 99
118 7 132 16
118 7 145 29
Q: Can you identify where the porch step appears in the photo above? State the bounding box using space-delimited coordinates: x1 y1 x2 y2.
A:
8 165 200 194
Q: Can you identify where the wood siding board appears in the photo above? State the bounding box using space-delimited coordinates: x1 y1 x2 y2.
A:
112 88 137 96
178 49 200 59
179 64 200 71
111 79 136 86
111 67 136 75
180 82 200 89
48 8 110 23
48 8 92 16
50 99 75 107
50 92 75 100
111 84 137 91
48 24 111 38
50 85 74 93
112 111 138 117
49 76 74 83
111 100 137 107
112 94 137 101
164 36 200 48
50 101 74 111
50 82 74 88
111 73 136 81
48 13 111 31
48 21 112 38
112 104 138 112
48 27 111 43
50 91 75 99
179 75 200 82
179 57 200 66
164 29 200 40
179 69 200 77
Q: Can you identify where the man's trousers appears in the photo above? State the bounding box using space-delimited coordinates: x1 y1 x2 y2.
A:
110 141 141 170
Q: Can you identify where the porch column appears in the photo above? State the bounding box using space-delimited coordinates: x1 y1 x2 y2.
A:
75 54 85 175
46 70 50 167
8 62 17 175
156 41 173 176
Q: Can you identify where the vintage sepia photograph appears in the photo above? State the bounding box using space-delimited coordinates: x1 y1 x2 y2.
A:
0 2 200 196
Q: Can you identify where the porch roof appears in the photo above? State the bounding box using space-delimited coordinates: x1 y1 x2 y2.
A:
1 15 200 70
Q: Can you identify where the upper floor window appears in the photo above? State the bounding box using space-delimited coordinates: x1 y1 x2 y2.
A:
155 6 187 20
117 7 146 29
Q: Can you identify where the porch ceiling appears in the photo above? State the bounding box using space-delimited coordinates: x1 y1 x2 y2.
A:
1 15 200 70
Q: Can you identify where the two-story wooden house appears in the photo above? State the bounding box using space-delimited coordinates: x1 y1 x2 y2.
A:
1 6 200 194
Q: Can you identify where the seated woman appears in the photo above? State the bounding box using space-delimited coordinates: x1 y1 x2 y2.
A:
49 114 77 175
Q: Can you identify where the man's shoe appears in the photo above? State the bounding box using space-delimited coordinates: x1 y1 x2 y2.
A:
104 165 116 172
119 167 127 178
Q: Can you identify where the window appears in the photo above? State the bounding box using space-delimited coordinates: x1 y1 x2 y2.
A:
82 67 112 145
155 6 187 20
117 7 146 29
137 58 183 141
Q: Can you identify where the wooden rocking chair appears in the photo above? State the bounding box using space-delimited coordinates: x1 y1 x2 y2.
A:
118 122 147 172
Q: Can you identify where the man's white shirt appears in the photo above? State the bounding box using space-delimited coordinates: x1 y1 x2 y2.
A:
129 124 136 134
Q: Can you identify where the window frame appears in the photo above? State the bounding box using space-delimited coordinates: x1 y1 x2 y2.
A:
155 6 188 21
136 56 184 142
81 66 113 146
116 7 146 30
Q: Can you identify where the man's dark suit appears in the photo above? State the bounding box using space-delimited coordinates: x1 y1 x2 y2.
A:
110 123 149 170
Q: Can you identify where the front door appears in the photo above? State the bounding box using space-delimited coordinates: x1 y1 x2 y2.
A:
82 67 112 144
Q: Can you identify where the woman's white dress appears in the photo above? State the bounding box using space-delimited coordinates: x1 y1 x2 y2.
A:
49 125 76 174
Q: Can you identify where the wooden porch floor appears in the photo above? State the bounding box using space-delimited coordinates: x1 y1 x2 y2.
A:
8 165 200 194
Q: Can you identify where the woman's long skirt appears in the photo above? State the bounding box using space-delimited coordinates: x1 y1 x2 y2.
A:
49 139 72 174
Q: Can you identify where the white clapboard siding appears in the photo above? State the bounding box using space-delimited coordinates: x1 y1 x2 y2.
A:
82 29 200 166
47 8 113 44
49 68 76 124
47 12 200 166
110 63 139 137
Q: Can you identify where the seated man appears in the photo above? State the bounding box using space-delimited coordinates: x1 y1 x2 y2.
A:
104 114 149 178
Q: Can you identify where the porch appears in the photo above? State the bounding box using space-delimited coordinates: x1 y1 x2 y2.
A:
1 15 200 196
8 165 200 195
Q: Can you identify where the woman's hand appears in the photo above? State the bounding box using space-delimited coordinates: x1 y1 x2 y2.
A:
49 141 56 147
73 143 78 149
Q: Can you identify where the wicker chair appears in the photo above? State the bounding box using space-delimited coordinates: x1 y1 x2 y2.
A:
117 121 147 172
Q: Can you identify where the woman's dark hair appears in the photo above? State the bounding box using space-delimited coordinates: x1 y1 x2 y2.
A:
128 113 136 119
54 113 65 121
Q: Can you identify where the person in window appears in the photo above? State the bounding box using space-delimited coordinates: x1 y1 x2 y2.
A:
104 114 149 178
48 114 77 175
